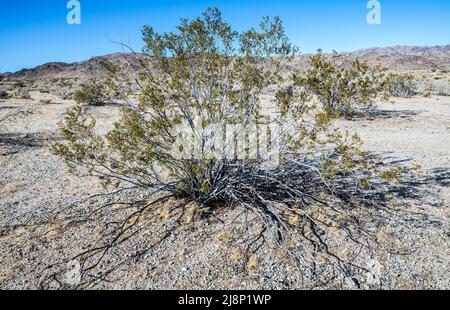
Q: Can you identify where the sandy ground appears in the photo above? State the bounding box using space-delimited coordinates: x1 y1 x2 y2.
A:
0 93 449 290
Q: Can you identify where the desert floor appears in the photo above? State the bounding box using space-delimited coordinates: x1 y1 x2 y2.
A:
0 93 449 289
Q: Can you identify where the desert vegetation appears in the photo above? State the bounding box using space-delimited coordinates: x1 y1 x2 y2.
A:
0 7 449 291
293 53 420 118
293 53 391 117
47 8 429 287
74 78 115 106
385 72 417 98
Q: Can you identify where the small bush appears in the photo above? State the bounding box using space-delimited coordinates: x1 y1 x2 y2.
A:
293 53 390 117
11 89 31 99
53 8 404 286
74 79 112 106
14 80 26 89
385 73 417 98
58 79 73 88
422 83 435 97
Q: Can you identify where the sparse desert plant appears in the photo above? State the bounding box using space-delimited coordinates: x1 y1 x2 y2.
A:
53 8 403 287
14 80 26 89
11 88 31 100
40 99 52 104
293 53 391 117
385 72 417 98
74 78 113 106
58 78 73 88
422 82 435 97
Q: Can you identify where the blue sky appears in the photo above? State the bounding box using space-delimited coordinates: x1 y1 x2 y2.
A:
0 0 449 72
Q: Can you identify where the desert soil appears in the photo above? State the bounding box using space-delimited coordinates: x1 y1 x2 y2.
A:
0 93 449 289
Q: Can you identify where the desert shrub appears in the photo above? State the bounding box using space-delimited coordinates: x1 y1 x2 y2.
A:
10 88 31 100
14 80 26 89
422 82 435 97
293 53 390 117
74 79 110 106
53 8 400 286
58 79 73 88
385 73 417 98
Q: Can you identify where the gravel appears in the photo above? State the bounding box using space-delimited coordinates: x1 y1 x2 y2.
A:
0 94 449 290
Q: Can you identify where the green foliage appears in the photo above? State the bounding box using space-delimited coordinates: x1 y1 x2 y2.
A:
385 72 417 98
52 8 401 282
55 7 303 196
379 167 403 181
74 78 114 106
53 7 388 212
293 53 391 117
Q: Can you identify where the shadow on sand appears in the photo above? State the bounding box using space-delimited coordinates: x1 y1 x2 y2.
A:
0 132 60 155
348 109 423 121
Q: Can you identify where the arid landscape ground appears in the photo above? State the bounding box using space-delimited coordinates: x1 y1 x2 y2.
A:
0 45 449 289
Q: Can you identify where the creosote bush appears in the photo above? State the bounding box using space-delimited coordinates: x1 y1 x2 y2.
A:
74 80 108 105
294 53 391 117
74 75 119 106
385 72 417 98
52 8 403 286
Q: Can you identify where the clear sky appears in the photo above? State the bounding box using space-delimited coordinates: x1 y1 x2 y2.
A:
0 0 449 72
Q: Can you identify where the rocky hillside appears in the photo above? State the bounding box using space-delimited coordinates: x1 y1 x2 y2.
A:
346 45 450 71
1 45 449 80
0 53 143 80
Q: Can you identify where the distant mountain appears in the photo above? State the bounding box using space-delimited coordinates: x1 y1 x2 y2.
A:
350 44 450 55
346 45 450 71
2 45 449 80
1 53 143 80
